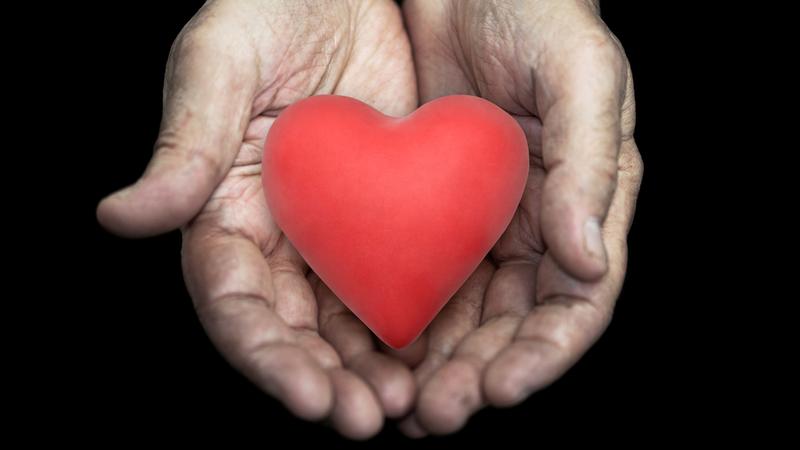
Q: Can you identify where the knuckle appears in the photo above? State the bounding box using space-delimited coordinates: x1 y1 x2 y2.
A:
169 23 205 63
583 31 623 62
164 18 252 95
153 130 225 178
572 31 626 80
165 25 211 84
190 147 226 178
151 132 185 169
169 10 241 68
172 26 221 64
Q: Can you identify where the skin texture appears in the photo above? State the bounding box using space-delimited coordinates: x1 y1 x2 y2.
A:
96 0 418 440
396 0 643 437
96 0 643 440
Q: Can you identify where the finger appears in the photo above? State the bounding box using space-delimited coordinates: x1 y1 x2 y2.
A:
402 0 473 102
328 368 384 440
315 277 415 418
183 223 333 420
535 19 629 280
414 330 501 435
268 238 342 369
349 351 415 418
334 0 418 117
480 261 538 322
97 21 257 237
414 261 536 434
484 140 643 406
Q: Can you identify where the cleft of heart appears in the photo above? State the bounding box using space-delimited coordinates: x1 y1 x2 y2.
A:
263 95 529 348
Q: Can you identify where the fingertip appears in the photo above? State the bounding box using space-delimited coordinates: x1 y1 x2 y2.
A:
96 185 147 238
416 361 481 435
483 346 541 407
329 369 384 440
354 353 416 418
286 370 335 422
96 190 120 232
95 163 215 238
378 365 415 418
251 345 334 421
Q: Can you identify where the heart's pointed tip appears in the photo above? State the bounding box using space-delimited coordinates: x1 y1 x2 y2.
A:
375 328 424 350
381 339 412 351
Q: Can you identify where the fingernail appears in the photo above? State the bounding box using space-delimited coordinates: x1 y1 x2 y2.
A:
583 217 607 263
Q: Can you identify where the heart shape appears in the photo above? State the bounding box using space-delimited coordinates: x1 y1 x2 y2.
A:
263 95 528 348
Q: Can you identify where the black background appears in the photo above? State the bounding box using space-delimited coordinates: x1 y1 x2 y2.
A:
63 0 737 444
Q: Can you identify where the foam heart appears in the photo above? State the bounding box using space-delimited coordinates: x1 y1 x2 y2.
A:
263 95 528 348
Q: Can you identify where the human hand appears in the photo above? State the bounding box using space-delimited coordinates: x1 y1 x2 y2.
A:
398 0 643 436
96 0 418 439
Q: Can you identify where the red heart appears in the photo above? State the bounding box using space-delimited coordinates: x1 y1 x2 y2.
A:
263 95 528 348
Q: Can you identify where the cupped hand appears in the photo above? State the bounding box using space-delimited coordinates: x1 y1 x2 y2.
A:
96 0 417 439
398 0 644 436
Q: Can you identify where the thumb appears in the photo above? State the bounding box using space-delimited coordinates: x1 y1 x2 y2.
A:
97 26 256 238
536 30 628 280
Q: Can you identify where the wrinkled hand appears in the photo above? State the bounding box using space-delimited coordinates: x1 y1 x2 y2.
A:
96 0 418 439
398 0 643 436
